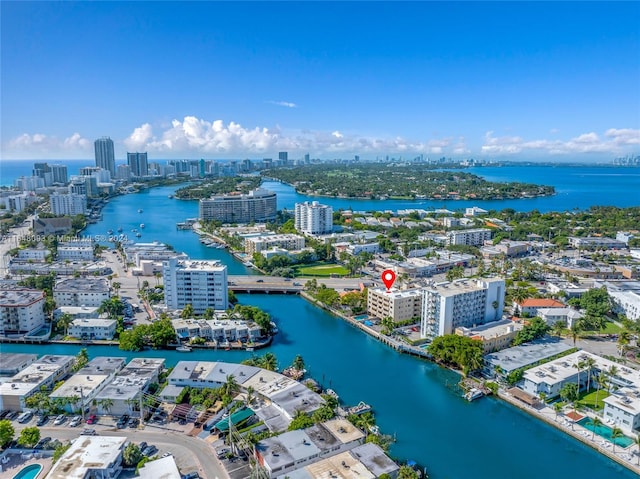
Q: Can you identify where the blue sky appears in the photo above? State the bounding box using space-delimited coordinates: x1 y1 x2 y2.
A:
2 1 639 161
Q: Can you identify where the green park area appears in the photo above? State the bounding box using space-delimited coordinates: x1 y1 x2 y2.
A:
295 263 350 277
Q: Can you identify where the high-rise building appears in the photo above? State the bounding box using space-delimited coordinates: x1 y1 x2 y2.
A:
163 257 228 313
116 164 131 181
50 164 68 184
199 188 277 224
50 193 87 216
278 151 288 164
94 137 116 177
445 228 493 246
420 278 505 339
0 289 46 336
295 201 333 235
127 152 149 177
33 163 53 186
367 288 423 323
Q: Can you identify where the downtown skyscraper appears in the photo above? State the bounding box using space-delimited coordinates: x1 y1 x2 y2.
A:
94 137 116 176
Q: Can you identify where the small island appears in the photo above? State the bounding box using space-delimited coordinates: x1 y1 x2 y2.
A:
174 176 262 200
264 163 555 200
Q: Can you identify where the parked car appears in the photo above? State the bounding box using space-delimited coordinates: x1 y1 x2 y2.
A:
142 445 158 457
81 428 97 436
0 410 10 419
86 414 97 425
36 415 49 426
17 411 33 423
128 418 140 428
35 437 51 449
139 441 148 451
69 415 82 427
5 411 19 421
53 414 66 425
182 472 200 479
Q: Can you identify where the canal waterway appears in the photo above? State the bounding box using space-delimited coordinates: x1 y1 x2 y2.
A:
1 293 635 479
4 167 640 478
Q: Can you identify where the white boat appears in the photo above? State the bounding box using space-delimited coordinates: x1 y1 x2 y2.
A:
168 194 174 199
138 209 143 213
325 389 339 401
176 346 192 352
140 224 145 229
136 233 142 238
347 401 372 415
465 388 484 401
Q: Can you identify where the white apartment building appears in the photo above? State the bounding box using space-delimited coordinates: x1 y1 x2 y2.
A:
199 188 277 223
421 278 505 339
455 319 523 353
537 307 583 328
172 319 262 343
568 236 627 249
245 234 305 255
17 248 51 261
163 257 228 313
446 228 493 246
0 289 46 336
609 290 640 320
68 318 117 340
367 288 423 323
295 201 333 235
54 277 110 307
57 240 95 261
0 355 75 411
50 192 87 216
45 436 126 479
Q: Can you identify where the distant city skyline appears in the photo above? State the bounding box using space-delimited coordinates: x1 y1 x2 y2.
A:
1 2 639 161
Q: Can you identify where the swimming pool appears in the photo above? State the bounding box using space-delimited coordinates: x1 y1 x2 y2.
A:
12 463 43 479
577 417 634 448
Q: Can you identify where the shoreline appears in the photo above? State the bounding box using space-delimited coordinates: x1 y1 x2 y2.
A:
299 292 640 475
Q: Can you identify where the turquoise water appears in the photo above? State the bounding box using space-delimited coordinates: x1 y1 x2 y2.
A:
578 417 634 448
1 293 636 479
12 464 42 479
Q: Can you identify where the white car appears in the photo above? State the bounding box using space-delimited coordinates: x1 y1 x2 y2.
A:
53 415 66 425
69 416 82 427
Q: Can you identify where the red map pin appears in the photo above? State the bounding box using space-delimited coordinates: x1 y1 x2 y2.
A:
382 269 396 291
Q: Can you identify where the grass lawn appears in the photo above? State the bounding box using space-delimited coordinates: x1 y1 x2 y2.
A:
577 389 610 410
296 263 350 277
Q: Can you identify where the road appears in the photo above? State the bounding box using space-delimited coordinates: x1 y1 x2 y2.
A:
13 419 229 479
0 215 34 277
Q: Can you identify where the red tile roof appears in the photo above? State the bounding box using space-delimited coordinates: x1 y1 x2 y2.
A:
517 298 565 308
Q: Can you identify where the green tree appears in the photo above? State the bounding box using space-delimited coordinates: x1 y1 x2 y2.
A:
260 352 278 371
73 348 89 372
225 374 239 398
292 355 305 371
56 313 74 337
590 417 603 441
181 303 195 319
123 442 144 467
287 410 314 431
204 308 215 320
0 419 15 448
397 466 420 479
18 426 40 447
553 402 563 421
52 442 71 463
98 398 114 415
611 426 624 453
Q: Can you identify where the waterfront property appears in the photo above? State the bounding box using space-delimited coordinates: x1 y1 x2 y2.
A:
254 418 365 477
44 435 126 479
68 318 117 340
0 289 46 336
163 257 228 314
0 355 75 410
455 318 523 354
367 288 422 323
245 233 306 255
420 277 505 339
199 188 277 223
56 239 95 261
53 277 110 308
482 338 573 379
171 318 261 344
0 353 38 376
274 442 399 479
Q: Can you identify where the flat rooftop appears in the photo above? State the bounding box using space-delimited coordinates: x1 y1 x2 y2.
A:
137 455 181 479
0 289 44 306
55 277 109 292
171 260 226 271
0 353 38 376
322 419 365 444
70 318 117 328
485 338 573 373
50 373 110 399
369 288 422 299
46 436 126 479
77 357 126 376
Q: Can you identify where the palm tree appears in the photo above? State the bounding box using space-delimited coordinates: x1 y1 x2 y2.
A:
634 434 640 466
292 355 305 371
261 352 278 372
112 281 121 297
98 398 114 416
611 426 624 454
583 357 596 392
618 330 631 357
553 402 563 422
154 272 162 287
57 313 74 337
225 374 239 398
244 386 255 407
570 324 582 347
590 417 602 441
552 321 566 338
573 360 585 392
595 372 608 410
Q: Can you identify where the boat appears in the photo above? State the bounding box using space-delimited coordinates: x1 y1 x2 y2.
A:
140 223 145 229
117 226 123 232
176 345 192 353
270 321 279 334
325 389 339 401
465 388 484 401
347 401 372 415
138 209 143 213
136 233 142 238
168 194 174 199
107 229 113 235
246 347 254 352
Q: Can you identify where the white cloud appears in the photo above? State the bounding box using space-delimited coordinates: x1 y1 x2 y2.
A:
267 100 297 108
4 132 91 159
605 128 640 146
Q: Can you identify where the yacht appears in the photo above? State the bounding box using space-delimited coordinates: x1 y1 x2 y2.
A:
117 226 123 233
465 388 484 401
107 229 113 235
176 345 192 353
136 233 142 238
138 209 143 213
168 194 174 199
140 224 145 229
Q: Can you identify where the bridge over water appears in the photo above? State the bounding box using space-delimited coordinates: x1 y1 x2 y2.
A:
227 275 373 294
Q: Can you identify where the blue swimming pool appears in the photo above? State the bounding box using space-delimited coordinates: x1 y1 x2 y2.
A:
577 417 634 448
12 463 43 479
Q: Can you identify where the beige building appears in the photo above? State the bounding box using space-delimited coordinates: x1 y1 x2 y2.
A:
0 289 46 336
455 319 523 353
367 288 423 323
245 234 305 255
